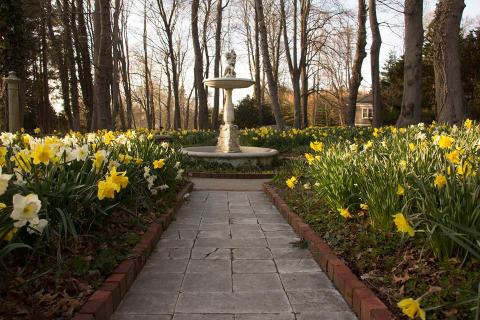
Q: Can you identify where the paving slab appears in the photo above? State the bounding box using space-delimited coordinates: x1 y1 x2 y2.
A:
112 190 356 319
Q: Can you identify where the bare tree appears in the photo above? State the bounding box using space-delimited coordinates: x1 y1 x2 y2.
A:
155 0 182 129
73 0 94 127
212 0 229 129
396 0 423 126
369 0 382 127
346 0 367 127
280 0 311 129
92 0 113 130
192 0 209 129
432 0 466 124
255 0 284 129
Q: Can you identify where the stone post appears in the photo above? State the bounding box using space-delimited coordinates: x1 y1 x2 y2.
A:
5 71 21 132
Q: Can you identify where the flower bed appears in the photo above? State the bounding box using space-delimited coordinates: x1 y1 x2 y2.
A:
0 129 187 318
274 122 480 319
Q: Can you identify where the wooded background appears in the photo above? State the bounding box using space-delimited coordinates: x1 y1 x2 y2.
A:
0 0 478 132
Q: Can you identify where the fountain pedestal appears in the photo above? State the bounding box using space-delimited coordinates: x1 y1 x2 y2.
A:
216 88 241 153
217 124 241 153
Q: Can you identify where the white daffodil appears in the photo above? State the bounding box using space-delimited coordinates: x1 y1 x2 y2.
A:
0 132 15 146
161 142 169 148
73 144 89 161
174 161 181 169
0 168 13 195
116 134 128 145
159 184 169 190
28 218 48 234
13 169 25 186
176 169 185 180
86 133 97 143
10 193 42 228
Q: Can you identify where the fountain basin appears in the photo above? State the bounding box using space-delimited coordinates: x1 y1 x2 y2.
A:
181 146 279 168
204 78 255 89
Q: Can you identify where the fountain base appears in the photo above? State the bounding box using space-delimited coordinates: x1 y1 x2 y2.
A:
181 146 279 168
216 124 241 153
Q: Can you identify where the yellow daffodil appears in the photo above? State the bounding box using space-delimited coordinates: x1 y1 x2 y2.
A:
103 131 115 145
310 141 324 152
93 150 107 170
393 213 415 237
397 298 425 320
32 143 53 165
464 118 473 129
153 159 166 169
304 153 315 165
445 149 461 164
134 157 143 165
0 202 6 209
11 150 32 172
364 140 373 150
409 143 416 152
3 227 17 241
107 167 129 189
397 185 405 196
360 203 368 210
434 174 447 188
286 176 297 189
399 160 407 170
456 162 472 176
438 135 454 149
97 180 118 200
119 154 133 164
338 208 352 219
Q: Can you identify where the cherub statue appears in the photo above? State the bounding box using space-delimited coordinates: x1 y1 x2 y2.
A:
223 49 237 78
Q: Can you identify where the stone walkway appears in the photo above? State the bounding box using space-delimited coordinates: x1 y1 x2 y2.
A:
112 190 356 320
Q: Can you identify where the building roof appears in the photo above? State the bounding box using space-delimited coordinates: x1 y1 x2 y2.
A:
357 94 373 104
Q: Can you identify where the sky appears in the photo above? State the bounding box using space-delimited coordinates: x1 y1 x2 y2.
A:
224 0 480 103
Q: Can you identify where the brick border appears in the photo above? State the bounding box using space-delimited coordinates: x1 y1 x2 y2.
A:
263 183 393 320
187 171 274 179
73 182 194 320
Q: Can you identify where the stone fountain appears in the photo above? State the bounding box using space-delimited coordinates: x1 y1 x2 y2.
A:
181 50 278 168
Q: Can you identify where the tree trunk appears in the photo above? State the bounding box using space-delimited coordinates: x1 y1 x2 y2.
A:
396 0 423 127
40 4 52 131
301 65 308 127
369 0 382 127
299 0 310 128
194 85 199 129
75 0 94 126
192 0 209 129
256 0 284 129
254 4 263 125
46 0 73 129
165 58 172 129
346 0 367 127
92 0 113 130
432 0 466 125
280 0 301 128
119 10 133 128
212 0 223 130
61 0 80 130
143 0 151 129
112 0 125 130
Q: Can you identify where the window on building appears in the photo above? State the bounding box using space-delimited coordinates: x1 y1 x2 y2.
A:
362 107 373 119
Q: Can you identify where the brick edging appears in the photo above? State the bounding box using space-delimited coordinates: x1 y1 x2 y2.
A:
187 172 274 179
73 182 194 320
263 183 394 320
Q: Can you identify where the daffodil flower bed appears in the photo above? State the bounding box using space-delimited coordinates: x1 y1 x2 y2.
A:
273 121 480 319
0 129 186 317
